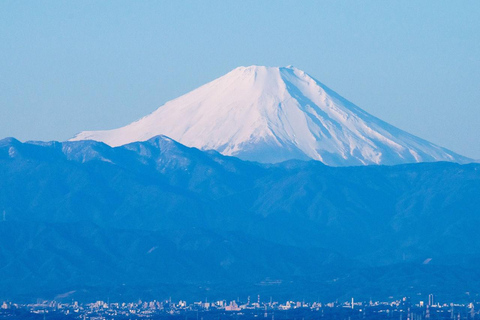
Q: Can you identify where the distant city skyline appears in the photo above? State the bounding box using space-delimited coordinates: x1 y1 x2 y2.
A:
2 294 478 320
1 1 479 158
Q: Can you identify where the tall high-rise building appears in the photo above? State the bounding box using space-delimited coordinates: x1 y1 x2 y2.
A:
428 294 434 307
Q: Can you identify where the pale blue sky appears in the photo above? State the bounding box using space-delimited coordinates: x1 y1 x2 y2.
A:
1 1 479 158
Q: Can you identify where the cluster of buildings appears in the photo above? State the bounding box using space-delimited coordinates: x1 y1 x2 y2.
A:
1 295 480 319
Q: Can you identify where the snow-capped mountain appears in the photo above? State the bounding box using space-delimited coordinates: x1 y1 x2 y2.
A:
71 65 470 166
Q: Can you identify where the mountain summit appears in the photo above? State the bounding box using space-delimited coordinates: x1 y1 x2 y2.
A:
71 65 470 166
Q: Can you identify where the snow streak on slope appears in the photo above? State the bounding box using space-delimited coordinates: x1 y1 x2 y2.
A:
72 66 471 166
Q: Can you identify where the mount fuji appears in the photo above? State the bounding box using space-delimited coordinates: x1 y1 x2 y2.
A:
71 66 470 166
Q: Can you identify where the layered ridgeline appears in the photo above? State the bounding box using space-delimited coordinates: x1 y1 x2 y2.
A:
1 136 480 302
72 66 470 165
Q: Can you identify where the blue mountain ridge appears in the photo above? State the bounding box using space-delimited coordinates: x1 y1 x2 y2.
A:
1 136 480 303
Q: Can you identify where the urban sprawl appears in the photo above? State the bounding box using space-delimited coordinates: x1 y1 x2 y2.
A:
1 295 480 320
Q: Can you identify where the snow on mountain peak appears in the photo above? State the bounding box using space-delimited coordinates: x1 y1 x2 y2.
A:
71 65 471 166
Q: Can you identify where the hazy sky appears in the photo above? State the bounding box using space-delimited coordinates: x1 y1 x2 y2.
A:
1 1 479 158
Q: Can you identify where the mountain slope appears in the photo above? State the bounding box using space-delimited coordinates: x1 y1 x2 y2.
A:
72 66 471 165
1 137 480 301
